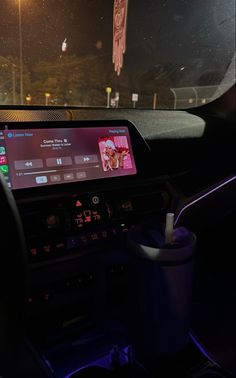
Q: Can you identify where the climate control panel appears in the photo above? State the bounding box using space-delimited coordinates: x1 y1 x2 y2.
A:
19 184 169 264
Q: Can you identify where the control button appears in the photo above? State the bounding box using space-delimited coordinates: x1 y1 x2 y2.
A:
92 196 100 205
92 211 101 221
63 173 74 181
29 247 38 257
120 223 129 232
83 210 92 223
46 214 60 229
76 276 84 286
76 172 87 179
90 232 98 241
101 230 108 239
0 146 6 155
43 293 50 301
41 290 53 302
55 242 65 251
74 154 98 165
0 156 7 164
26 297 33 304
14 159 43 170
75 199 83 207
120 199 133 212
75 213 84 228
50 174 61 183
46 156 72 167
0 165 9 174
36 176 47 184
42 245 51 253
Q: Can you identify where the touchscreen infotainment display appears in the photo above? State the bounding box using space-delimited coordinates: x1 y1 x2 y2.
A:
0 126 137 189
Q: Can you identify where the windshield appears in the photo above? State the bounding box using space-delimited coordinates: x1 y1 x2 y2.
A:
0 0 235 109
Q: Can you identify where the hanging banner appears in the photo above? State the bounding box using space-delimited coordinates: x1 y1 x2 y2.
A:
113 0 128 76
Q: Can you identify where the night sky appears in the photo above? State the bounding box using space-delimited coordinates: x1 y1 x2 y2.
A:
0 0 235 92
0 0 113 63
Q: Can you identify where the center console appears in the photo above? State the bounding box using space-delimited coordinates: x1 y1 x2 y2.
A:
1 119 231 378
0 120 171 374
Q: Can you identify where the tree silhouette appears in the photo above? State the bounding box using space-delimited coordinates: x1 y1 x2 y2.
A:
0 56 31 105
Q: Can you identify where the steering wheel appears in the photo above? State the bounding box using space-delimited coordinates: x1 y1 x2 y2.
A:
0 173 28 376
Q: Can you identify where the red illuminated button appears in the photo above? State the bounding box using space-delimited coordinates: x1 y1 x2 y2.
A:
29 247 38 257
83 210 92 223
75 200 83 207
92 211 101 221
75 213 84 228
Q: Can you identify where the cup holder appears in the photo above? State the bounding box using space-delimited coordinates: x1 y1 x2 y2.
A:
70 366 111 378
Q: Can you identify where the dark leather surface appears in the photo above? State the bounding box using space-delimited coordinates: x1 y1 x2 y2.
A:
0 173 28 376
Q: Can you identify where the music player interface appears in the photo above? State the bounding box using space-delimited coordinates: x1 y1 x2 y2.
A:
4 126 137 189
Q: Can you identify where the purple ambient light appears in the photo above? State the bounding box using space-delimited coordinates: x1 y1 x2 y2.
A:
174 175 236 226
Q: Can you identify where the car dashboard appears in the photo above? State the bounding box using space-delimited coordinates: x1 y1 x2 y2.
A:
0 106 235 378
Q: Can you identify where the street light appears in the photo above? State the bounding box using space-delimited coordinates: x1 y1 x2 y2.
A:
106 86 112 108
45 92 51 105
25 94 32 104
18 0 24 105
